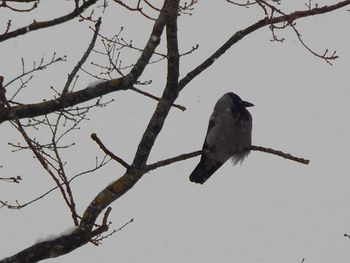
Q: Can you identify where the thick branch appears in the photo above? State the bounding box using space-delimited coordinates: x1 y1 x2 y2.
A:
128 11 164 81
2 0 342 261
132 0 180 168
0 0 167 124
77 0 170 231
1 229 88 263
0 4 167 257
79 0 178 232
0 77 129 124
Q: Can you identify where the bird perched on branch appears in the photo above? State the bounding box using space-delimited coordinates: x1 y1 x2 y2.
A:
189 92 253 184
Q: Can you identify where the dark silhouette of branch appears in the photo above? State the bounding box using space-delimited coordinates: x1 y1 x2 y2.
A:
3 53 67 89
91 133 130 169
1 77 80 224
131 0 180 169
0 0 98 42
226 0 256 8
1 0 348 261
1 156 109 210
1 0 38 2
0 1 37 12
0 227 100 263
0 77 124 123
130 86 186 111
79 0 176 232
92 217 133 244
89 207 112 238
290 25 338 65
0 175 22 183
145 144 309 172
250 145 310 165
146 150 202 172
62 18 102 94
0 0 166 125
178 0 350 90
113 0 156 20
8 119 77 219
144 0 161 11
0 3 168 261
255 0 338 64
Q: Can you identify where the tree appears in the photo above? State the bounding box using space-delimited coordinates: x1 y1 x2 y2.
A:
0 1 349 262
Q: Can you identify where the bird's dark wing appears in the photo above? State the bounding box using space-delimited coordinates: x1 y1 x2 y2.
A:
189 159 223 184
189 116 221 184
201 116 215 156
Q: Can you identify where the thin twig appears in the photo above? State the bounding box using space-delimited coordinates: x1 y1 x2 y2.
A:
130 87 186 111
92 217 134 244
226 0 256 8
4 53 66 89
250 145 309 165
0 78 74 212
179 0 350 90
113 0 156 20
1 156 110 210
91 133 130 169
0 1 37 12
146 150 202 172
62 18 102 94
0 0 99 42
0 176 22 183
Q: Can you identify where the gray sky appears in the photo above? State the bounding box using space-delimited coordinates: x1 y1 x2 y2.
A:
1 1 350 262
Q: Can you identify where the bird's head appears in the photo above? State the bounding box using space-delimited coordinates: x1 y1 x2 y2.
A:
227 92 254 109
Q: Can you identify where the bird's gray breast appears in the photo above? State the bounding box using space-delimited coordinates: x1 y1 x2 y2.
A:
205 107 252 164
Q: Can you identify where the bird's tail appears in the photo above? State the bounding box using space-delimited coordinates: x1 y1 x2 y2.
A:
189 161 221 185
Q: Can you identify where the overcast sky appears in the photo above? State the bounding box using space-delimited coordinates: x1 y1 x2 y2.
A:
1 1 350 262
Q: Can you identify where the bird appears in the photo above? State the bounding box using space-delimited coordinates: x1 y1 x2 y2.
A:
189 92 253 184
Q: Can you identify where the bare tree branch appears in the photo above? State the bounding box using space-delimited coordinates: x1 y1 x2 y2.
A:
130 86 186 111
132 0 180 169
2 0 38 2
0 175 22 183
0 2 169 261
1 99 78 223
62 18 102 94
79 0 177 232
0 0 166 125
4 53 67 89
145 143 310 172
178 0 350 90
0 77 126 123
1 0 347 262
0 1 37 12
91 133 130 169
250 145 310 165
0 0 98 42
146 150 202 172
1 156 109 210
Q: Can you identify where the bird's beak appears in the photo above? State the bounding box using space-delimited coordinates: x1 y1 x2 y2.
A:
242 101 254 108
